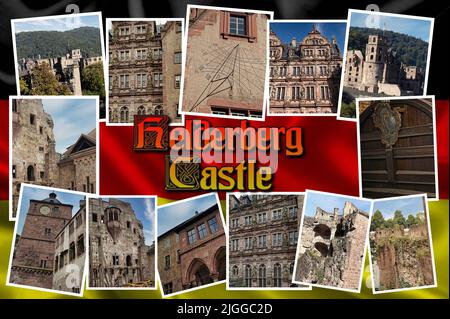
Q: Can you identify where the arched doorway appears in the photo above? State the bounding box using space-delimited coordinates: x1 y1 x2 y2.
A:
213 246 226 280
186 258 212 287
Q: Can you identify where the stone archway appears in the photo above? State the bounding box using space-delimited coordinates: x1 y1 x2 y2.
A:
313 224 331 239
186 258 212 287
213 246 226 280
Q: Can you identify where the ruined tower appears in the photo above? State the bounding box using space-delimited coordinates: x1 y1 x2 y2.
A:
362 35 388 87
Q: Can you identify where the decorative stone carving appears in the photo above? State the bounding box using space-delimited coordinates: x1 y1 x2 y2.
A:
372 102 402 148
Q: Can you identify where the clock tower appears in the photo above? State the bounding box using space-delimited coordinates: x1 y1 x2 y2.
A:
10 192 73 289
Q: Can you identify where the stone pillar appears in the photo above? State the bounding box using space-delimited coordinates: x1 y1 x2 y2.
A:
72 63 82 95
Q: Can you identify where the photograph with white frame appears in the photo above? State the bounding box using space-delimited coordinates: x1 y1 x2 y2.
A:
226 192 311 291
9 95 99 221
6 183 88 297
106 18 185 127
292 189 373 293
356 95 439 200
11 12 107 118
157 192 227 298
179 4 274 121
367 194 437 294
337 9 434 121
267 19 347 117
85 195 158 290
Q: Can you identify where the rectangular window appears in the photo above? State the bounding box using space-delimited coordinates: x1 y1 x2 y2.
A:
164 282 173 294
119 75 129 88
289 231 299 245
153 73 163 88
174 52 182 64
136 49 147 60
12 165 16 178
40 171 45 179
244 237 253 249
119 27 129 36
136 25 146 34
136 74 147 88
197 223 208 239
208 217 219 233
276 87 286 100
230 110 247 117
272 209 282 220
187 228 197 244
258 235 267 248
152 48 162 60
175 74 181 89
109 76 113 90
176 22 182 33
165 255 171 268
229 15 246 36
69 242 76 261
320 86 329 100
119 50 130 60
92 213 98 223
231 239 239 251
244 216 252 226
113 255 119 266
272 233 282 247
69 222 74 235
306 86 315 100
30 114 35 125
292 86 301 100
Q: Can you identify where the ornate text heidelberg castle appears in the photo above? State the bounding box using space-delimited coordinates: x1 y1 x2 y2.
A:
269 25 342 114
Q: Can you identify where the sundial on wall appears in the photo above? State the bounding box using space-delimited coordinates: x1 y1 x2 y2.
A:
189 42 266 112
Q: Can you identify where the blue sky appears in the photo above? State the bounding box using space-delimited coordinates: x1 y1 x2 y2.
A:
110 197 156 246
350 12 432 42
304 192 372 217
42 98 96 153
17 185 85 235
158 194 218 237
14 15 100 33
372 196 426 220
270 22 346 53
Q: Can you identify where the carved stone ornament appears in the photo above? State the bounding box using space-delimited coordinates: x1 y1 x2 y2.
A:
371 102 402 148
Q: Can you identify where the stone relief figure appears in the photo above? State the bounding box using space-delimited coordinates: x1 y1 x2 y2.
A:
270 87 276 99
282 207 288 220
272 67 279 78
282 232 288 246
253 236 257 248
252 266 257 278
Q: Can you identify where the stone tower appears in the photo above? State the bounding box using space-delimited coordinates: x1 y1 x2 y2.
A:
362 35 388 87
10 192 73 289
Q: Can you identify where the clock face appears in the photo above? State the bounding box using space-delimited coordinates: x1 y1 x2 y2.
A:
39 205 50 215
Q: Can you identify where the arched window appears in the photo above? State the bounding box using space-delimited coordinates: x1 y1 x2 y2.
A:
232 265 239 276
154 105 163 115
244 264 252 287
120 106 129 122
289 263 294 275
274 263 282 287
137 105 145 115
258 264 266 287
27 165 35 181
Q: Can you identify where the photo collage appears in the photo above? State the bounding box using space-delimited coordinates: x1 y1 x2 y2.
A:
6 5 438 298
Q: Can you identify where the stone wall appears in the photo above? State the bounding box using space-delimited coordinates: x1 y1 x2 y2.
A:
88 198 155 287
182 8 268 115
162 21 182 123
158 231 183 294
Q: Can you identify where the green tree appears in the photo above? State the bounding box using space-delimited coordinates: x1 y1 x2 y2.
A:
406 214 417 227
30 62 72 95
371 210 385 231
384 219 395 229
340 102 356 118
81 62 105 99
19 78 30 95
393 210 406 227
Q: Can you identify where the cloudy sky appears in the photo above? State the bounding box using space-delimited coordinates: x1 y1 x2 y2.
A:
350 11 432 42
42 98 97 154
17 185 85 235
304 191 372 217
372 196 426 220
157 194 218 237
14 14 101 33
109 197 156 246
270 22 346 53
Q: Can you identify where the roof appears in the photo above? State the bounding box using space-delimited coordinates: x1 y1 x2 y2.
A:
60 129 96 160
158 204 219 238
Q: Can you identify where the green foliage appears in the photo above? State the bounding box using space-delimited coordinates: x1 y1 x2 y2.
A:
340 102 356 118
81 62 105 98
28 63 72 95
371 210 385 231
15 27 102 60
19 79 30 95
406 214 418 227
393 210 406 227
348 27 429 69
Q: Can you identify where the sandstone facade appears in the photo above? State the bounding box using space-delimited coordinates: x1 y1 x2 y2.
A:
228 194 303 288
344 34 424 96
269 25 342 114
11 98 96 218
10 192 81 291
53 201 86 293
182 8 269 117
158 204 226 295
88 198 155 288
295 201 369 290
108 21 182 123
